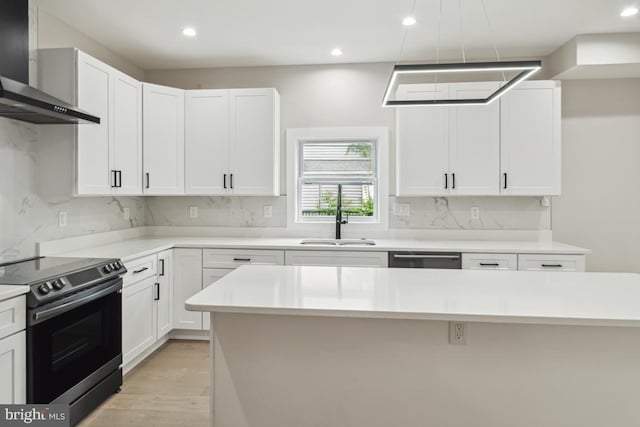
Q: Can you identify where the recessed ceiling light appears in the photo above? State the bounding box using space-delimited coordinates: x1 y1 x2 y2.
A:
331 48 343 56
620 6 638 16
182 27 197 37
402 16 417 26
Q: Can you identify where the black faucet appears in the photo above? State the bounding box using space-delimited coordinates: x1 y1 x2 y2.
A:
335 184 348 239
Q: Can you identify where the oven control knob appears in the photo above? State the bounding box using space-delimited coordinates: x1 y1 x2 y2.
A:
103 265 112 273
38 284 51 295
52 279 65 290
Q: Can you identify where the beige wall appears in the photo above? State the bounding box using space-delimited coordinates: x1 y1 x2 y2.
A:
553 78 640 272
36 8 145 80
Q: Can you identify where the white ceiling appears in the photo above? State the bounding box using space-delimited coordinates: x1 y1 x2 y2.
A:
35 0 640 70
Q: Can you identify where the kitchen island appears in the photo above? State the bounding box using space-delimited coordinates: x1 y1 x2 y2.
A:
186 265 640 427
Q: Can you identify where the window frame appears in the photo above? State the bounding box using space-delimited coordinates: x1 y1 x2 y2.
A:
287 127 389 233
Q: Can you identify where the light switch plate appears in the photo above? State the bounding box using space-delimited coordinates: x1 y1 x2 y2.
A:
263 205 273 218
470 206 480 220
58 211 67 228
394 203 410 217
189 206 198 218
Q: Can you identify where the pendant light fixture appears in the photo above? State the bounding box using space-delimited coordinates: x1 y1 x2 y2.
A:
382 0 542 107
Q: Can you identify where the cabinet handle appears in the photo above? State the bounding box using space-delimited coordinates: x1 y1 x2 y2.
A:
541 264 563 268
233 258 251 262
452 173 456 189
223 174 227 189
230 173 234 189
145 173 150 189
111 170 117 188
154 283 160 301
503 173 508 189
117 170 122 188
159 259 165 276
133 267 149 274
444 173 448 189
479 263 500 267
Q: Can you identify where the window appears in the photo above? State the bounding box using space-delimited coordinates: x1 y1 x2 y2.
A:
297 140 377 222
287 127 389 231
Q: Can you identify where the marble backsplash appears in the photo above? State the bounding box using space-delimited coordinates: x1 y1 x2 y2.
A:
0 118 145 261
145 195 551 231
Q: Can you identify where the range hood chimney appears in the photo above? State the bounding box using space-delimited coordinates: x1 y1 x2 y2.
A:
0 0 99 124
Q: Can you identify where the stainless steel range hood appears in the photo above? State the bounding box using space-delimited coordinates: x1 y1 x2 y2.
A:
0 0 100 125
0 76 100 124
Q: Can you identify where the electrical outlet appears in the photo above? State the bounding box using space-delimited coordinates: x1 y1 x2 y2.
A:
123 207 130 221
470 206 480 220
58 211 68 228
263 205 273 218
189 206 198 218
394 203 410 217
449 322 467 345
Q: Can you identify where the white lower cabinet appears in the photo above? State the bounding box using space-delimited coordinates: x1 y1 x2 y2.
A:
173 249 204 330
285 251 388 267
202 268 234 331
518 254 586 272
123 276 157 366
0 330 26 404
156 250 174 337
122 250 174 369
462 253 518 271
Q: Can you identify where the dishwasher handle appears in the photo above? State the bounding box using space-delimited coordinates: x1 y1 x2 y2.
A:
392 254 460 260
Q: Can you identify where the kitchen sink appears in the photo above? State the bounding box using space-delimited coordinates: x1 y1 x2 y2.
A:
300 239 376 246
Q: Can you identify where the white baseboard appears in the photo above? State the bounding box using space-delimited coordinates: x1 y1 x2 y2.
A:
169 329 210 341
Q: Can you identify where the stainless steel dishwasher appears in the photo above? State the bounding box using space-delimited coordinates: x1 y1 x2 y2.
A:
388 251 462 269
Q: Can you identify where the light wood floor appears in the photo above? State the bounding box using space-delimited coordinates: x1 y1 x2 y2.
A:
79 340 209 427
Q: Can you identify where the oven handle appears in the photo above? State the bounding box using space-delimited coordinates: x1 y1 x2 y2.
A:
30 279 122 326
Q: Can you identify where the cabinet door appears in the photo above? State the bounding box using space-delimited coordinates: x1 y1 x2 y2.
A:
185 90 230 195
284 251 388 267
122 277 157 366
143 83 185 195
112 70 142 195
0 331 26 404
500 81 561 195
449 82 500 195
76 51 113 195
396 84 449 196
173 249 203 330
156 250 173 338
201 268 233 331
228 88 279 196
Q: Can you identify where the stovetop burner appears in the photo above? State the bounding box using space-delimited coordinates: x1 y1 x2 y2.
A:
0 256 126 307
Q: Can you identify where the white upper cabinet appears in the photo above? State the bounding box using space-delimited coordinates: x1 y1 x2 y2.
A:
396 84 449 196
395 80 561 197
500 81 561 196
448 82 500 195
112 70 142 195
38 49 143 196
184 88 280 196
228 88 280 196
143 83 185 195
185 90 229 195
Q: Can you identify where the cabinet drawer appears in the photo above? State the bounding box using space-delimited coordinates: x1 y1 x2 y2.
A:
202 249 284 269
517 254 585 272
462 253 517 271
0 296 26 341
285 251 388 267
123 254 157 287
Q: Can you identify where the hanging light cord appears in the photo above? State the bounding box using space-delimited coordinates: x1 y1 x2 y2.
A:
396 0 418 65
480 0 506 80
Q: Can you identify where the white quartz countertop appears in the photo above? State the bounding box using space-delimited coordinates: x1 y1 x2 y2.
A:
0 284 29 302
186 265 640 327
54 236 590 262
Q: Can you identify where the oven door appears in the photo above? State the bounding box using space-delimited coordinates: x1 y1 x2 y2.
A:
27 277 122 404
